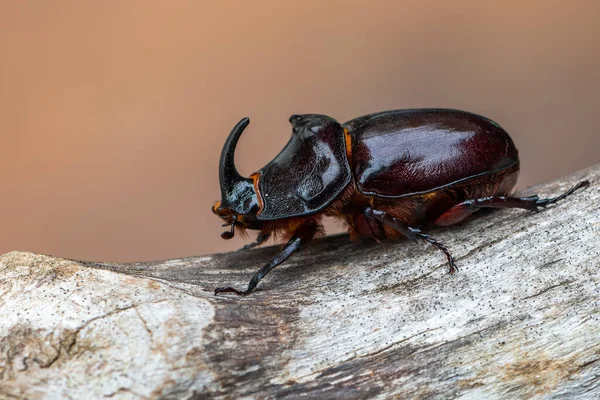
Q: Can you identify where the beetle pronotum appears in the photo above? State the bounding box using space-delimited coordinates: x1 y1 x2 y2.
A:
212 109 590 296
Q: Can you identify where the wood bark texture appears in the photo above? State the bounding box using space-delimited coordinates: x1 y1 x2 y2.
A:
1 165 599 400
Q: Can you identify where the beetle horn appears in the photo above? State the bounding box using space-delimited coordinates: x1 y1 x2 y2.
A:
219 117 251 202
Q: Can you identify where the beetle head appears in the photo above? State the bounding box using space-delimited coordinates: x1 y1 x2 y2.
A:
213 117 262 239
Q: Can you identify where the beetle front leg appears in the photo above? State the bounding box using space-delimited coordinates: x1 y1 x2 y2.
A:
239 231 271 251
364 207 458 274
215 222 318 296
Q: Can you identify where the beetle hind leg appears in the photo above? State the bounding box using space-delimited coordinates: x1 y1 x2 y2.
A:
435 180 590 226
529 180 590 207
364 207 458 274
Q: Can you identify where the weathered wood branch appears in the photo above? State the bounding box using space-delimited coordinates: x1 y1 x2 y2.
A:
1 165 599 399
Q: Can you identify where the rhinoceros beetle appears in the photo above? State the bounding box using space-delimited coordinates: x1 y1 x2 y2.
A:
212 109 590 296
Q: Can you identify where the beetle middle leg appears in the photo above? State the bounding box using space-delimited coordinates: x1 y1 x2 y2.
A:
435 180 590 226
364 207 458 274
215 222 319 296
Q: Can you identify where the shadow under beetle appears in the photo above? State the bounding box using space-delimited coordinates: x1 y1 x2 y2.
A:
212 109 590 296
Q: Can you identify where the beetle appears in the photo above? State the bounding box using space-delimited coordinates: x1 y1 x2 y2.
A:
212 109 590 296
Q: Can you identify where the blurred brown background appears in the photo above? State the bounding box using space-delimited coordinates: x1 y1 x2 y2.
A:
1 1 599 262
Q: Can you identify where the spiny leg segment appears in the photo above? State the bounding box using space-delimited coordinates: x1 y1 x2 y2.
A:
215 222 317 296
435 180 590 226
364 207 458 274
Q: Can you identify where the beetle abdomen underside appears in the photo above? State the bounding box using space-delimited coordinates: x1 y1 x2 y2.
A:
345 109 519 198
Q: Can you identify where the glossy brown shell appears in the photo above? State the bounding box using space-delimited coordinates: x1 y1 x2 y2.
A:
344 109 519 198
256 114 352 220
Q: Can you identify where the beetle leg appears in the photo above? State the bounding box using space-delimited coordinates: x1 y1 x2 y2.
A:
435 180 590 226
364 207 458 274
215 223 318 296
239 231 271 251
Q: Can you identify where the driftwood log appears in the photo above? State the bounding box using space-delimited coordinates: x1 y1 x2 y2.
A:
1 165 599 399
